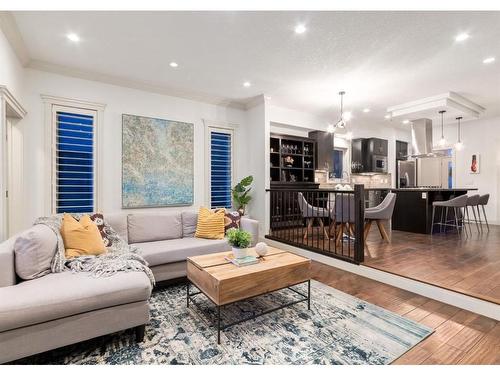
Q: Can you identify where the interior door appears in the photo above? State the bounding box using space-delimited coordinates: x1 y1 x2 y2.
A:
6 118 24 236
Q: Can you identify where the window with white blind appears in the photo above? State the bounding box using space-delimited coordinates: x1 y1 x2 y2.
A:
209 128 234 209
53 108 97 214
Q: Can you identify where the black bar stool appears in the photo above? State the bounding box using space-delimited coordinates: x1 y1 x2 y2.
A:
431 195 468 236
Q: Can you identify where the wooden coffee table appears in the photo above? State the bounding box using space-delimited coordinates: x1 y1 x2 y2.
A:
186 246 311 343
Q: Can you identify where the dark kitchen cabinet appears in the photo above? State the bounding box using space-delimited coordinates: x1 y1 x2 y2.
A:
396 140 408 160
351 137 388 173
367 138 388 156
308 131 334 171
351 138 365 173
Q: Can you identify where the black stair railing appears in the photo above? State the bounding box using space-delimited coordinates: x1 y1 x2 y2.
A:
265 184 365 264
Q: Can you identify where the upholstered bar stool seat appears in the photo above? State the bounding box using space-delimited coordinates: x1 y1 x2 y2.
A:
431 195 468 236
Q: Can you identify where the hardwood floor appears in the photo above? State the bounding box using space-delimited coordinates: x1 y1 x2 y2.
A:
271 222 500 304
364 224 500 304
311 262 500 364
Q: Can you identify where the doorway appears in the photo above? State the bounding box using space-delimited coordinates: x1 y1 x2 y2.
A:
1 87 26 240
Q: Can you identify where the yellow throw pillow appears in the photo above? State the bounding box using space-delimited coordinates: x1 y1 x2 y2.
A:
195 207 225 240
61 214 107 258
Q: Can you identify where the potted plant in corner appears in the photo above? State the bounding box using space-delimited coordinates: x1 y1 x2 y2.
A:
232 175 253 216
226 228 252 259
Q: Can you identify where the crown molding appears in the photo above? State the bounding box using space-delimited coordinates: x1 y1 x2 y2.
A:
1 11 251 112
28 59 248 111
0 85 27 118
0 11 30 66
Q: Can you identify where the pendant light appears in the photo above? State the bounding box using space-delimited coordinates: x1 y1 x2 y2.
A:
438 110 447 147
335 91 347 129
455 116 464 150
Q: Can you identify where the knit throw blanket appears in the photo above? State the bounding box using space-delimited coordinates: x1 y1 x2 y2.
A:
34 214 155 286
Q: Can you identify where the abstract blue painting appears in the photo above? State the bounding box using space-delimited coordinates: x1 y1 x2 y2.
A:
122 114 194 208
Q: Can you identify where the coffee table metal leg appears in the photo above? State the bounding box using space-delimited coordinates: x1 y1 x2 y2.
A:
307 279 311 310
186 281 190 308
217 305 221 344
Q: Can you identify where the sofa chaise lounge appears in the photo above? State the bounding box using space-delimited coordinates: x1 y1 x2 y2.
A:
0 210 259 363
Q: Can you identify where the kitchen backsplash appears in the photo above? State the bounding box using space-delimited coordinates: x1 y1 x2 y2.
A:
350 173 392 188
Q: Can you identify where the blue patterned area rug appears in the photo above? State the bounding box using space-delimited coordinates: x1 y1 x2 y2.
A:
15 281 433 365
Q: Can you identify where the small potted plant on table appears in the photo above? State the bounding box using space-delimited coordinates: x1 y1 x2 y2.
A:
226 228 252 259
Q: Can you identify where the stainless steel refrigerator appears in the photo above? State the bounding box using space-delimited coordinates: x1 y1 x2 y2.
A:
416 156 452 188
397 160 416 188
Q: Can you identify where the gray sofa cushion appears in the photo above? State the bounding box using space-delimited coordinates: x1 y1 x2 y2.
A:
128 212 182 244
136 237 230 266
14 225 57 280
105 212 128 243
181 211 198 237
0 271 151 332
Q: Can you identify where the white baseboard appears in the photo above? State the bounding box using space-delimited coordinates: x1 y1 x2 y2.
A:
265 238 500 321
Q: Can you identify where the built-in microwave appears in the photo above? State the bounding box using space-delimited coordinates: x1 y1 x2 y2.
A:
372 155 388 173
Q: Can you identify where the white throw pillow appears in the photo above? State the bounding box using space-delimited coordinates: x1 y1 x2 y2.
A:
14 224 57 280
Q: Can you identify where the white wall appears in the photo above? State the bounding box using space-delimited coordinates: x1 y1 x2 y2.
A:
268 105 330 132
20 69 249 229
436 116 500 223
245 98 269 236
0 27 24 99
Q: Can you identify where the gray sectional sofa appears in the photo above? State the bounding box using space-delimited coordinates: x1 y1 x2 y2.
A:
0 210 259 363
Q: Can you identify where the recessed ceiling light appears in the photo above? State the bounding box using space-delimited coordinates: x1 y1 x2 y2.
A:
66 33 80 42
384 114 391 119
483 57 495 64
455 33 469 42
362 108 370 113
243 81 251 88
402 120 410 124
169 62 178 68
294 24 307 34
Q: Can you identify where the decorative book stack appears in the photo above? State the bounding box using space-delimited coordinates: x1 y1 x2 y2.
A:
224 255 259 267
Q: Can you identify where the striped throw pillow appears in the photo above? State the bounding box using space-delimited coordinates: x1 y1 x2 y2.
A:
195 207 225 240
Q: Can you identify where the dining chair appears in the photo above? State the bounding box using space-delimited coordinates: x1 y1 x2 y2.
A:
297 192 332 240
364 192 397 243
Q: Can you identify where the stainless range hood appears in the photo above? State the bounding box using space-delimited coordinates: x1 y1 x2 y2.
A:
410 118 433 157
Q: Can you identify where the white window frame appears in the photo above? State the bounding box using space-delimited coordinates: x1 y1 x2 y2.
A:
204 120 236 209
42 95 105 215
332 147 349 179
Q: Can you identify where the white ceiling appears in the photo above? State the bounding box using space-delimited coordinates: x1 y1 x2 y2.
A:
12 11 500 126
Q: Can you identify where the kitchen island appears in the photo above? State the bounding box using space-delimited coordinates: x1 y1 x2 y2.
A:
384 188 477 234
